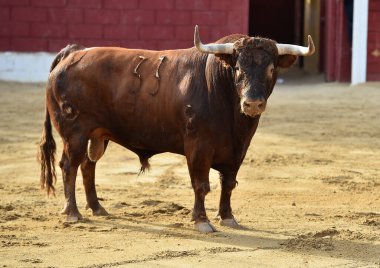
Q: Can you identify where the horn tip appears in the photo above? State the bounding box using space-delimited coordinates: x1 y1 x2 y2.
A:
307 35 313 44
194 25 200 48
307 35 315 55
195 25 199 37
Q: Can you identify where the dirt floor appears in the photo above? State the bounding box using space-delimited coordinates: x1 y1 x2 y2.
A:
0 74 379 267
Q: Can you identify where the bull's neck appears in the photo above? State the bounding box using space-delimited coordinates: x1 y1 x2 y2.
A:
207 55 260 165
233 107 260 165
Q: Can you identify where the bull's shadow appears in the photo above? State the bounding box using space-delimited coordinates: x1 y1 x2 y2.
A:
74 214 380 265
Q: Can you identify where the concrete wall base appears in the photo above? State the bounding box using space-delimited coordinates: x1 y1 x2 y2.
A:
0 52 55 83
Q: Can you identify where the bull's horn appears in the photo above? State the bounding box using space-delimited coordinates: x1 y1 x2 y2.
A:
276 35 315 56
194 25 234 54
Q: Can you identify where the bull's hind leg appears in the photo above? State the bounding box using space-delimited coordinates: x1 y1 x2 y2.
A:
218 171 240 228
81 140 109 216
185 144 216 233
59 134 87 222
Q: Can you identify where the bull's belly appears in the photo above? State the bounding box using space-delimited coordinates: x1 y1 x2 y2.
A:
123 131 184 155
100 122 186 155
89 121 239 171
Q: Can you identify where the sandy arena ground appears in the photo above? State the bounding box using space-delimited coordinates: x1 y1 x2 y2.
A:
0 74 379 267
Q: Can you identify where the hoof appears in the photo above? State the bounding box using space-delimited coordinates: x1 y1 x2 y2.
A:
92 205 109 216
194 221 217 233
61 204 83 222
61 206 69 215
66 213 83 223
219 218 240 228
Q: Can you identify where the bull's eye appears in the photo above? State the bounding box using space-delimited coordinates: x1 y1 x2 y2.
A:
267 64 275 79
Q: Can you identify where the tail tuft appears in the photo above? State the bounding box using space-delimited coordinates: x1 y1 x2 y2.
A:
138 157 151 176
38 108 57 196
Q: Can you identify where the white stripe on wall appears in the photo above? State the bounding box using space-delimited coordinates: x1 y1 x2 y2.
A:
0 52 55 83
351 0 369 85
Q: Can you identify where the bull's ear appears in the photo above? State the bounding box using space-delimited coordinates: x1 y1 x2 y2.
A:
214 37 246 67
215 53 238 67
277 55 298 68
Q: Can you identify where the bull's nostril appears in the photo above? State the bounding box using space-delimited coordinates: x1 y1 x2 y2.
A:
243 101 250 108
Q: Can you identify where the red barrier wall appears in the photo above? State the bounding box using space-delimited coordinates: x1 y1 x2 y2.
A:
367 0 380 81
0 0 249 52
324 0 351 82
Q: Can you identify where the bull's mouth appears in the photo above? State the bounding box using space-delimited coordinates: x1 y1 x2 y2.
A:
241 109 264 117
241 99 266 117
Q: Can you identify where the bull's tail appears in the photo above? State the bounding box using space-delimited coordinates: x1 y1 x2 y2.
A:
38 107 57 196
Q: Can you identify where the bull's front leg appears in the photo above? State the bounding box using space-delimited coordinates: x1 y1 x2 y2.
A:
185 144 216 233
219 171 240 228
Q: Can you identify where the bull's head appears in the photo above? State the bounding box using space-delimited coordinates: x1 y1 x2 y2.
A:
194 25 315 117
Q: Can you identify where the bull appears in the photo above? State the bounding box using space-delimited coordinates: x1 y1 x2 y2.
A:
39 26 314 233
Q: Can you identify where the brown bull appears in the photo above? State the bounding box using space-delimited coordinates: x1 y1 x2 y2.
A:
39 26 314 233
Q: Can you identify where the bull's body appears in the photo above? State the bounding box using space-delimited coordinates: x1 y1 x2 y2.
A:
49 42 254 165
40 28 314 232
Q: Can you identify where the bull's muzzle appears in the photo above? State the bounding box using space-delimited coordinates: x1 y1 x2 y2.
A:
241 98 266 117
